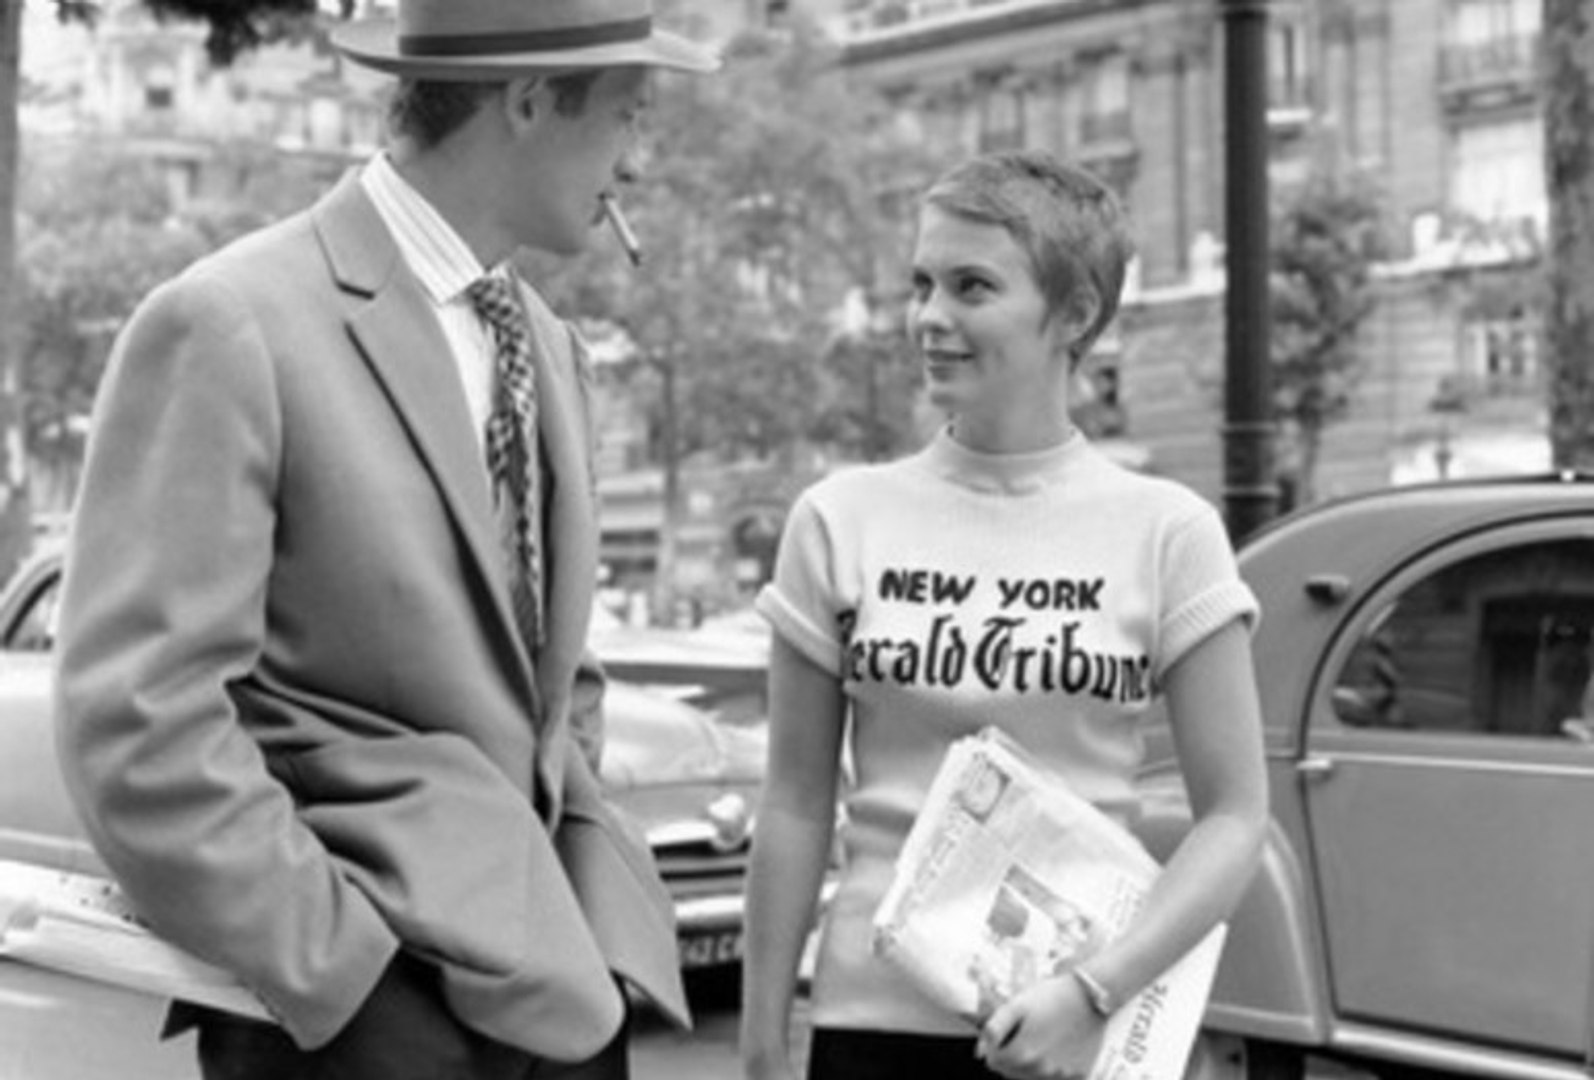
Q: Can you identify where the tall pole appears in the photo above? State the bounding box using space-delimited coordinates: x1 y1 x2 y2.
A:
1221 0 1277 543
0 0 30 584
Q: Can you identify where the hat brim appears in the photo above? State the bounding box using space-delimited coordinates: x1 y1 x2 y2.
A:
331 18 721 78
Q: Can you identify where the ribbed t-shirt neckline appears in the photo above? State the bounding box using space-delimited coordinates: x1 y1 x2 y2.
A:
919 425 1091 495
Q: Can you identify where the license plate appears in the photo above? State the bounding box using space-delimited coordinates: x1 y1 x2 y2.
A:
678 930 743 969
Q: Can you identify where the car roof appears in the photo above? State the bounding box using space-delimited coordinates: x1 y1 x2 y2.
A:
1241 472 1594 576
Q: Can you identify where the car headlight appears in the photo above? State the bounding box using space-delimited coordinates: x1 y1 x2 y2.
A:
704 792 754 853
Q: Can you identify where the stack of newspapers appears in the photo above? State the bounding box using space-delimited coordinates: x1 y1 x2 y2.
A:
0 858 268 1019
872 727 1226 1080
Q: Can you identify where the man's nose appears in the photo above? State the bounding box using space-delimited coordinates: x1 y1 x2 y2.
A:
616 144 649 185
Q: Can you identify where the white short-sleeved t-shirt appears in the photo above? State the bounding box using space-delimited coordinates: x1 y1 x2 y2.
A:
756 428 1257 1035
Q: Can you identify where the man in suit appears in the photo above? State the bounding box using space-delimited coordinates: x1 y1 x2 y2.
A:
52 1 718 1077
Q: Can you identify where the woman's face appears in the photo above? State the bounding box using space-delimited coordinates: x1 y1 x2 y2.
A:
906 204 1076 452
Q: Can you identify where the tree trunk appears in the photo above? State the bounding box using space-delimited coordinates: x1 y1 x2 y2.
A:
653 353 681 626
1544 0 1594 470
0 0 33 582
1295 424 1321 507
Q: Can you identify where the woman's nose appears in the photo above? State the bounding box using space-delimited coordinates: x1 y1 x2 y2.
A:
910 291 950 333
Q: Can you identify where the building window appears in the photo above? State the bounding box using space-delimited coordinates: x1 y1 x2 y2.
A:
1268 16 1312 115
1463 307 1538 396
1078 53 1130 146
1441 0 1540 91
144 64 175 111
1448 0 1539 46
1450 116 1545 227
977 75 1024 152
1081 361 1126 437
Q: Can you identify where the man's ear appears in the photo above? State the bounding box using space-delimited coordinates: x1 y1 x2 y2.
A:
505 76 546 129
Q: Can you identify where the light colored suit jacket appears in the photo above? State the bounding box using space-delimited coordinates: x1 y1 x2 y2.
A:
53 173 687 1061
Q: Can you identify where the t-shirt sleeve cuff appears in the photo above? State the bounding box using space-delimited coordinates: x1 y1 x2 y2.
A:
755 585 843 677
1156 580 1260 681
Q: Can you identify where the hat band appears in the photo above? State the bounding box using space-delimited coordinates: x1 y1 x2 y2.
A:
399 17 653 57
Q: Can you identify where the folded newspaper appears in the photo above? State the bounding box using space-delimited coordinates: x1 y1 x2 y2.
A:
872 728 1226 1080
0 858 270 1020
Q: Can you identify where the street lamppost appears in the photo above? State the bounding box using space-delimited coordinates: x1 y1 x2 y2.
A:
1429 375 1469 481
1221 0 1277 543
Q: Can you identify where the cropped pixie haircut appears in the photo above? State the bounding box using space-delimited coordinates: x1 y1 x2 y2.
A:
922 150 1135 366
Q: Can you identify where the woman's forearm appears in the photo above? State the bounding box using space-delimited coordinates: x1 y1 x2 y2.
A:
1076 804 1266 1007
740 798 836 1074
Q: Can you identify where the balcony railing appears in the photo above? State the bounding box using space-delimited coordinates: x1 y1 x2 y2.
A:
1439 31 1539 95
844 0 1066 38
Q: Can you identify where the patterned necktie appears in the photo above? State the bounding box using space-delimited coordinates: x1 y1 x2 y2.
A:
467 275 544 651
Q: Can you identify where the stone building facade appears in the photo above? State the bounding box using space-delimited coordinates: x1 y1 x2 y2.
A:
834 0 1548 503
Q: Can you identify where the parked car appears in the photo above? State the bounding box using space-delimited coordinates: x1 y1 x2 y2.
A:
0 548 767 1075
1134 475 1594 1080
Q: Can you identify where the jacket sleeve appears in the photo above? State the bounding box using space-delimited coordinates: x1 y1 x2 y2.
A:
52 271 399 1048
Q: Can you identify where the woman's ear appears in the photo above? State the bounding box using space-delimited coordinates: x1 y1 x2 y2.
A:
1053 286 1101 359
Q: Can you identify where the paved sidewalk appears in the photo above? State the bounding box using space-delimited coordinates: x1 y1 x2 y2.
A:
632 978 813 1080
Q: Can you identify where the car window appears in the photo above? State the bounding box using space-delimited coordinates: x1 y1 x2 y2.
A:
5 573 60 653
1332 537 1594 740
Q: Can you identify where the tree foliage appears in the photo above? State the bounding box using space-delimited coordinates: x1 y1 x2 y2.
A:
534 18 945 468
1542 0 1594 471
141 0 352 64
1269 171 1390 504
18 146 201 492
14 140 326 499
0 0 346 580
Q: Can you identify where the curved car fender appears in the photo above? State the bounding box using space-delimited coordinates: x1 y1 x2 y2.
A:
1134 792 1329 1048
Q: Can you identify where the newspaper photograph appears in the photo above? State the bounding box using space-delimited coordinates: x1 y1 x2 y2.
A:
872 727 1226 1080
0 858 269 1020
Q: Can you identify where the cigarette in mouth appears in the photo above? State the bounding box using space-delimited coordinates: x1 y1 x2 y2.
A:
599 194 643 268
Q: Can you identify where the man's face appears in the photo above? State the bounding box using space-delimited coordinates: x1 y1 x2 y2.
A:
510 66 653 257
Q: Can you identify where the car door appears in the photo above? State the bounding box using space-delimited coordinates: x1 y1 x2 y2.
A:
1301 521 1594 1059
0 556 85 861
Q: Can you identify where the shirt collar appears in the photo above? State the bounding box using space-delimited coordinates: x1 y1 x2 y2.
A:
360 153 510 305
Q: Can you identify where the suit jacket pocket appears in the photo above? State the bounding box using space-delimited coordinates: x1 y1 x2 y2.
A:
557 750 691 1029
284 732 626 1060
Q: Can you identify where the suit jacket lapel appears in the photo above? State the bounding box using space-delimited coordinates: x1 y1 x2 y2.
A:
311 174 536 700
528 304 598 702
519 285 600 821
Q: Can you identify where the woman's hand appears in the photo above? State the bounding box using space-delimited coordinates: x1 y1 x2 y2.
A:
976 974 1107 1080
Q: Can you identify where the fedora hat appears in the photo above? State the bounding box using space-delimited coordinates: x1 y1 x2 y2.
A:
331 0 721 79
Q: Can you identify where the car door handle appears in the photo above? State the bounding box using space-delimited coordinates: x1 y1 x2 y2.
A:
1297 756 1336 780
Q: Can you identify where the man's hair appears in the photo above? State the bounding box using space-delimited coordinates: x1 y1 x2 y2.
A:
387 71 605 148
922 149 1135 365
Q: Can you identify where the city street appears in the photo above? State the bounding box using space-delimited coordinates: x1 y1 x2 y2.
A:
634 972 812 1080
0 963 802 1080
4 3 1587 1080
